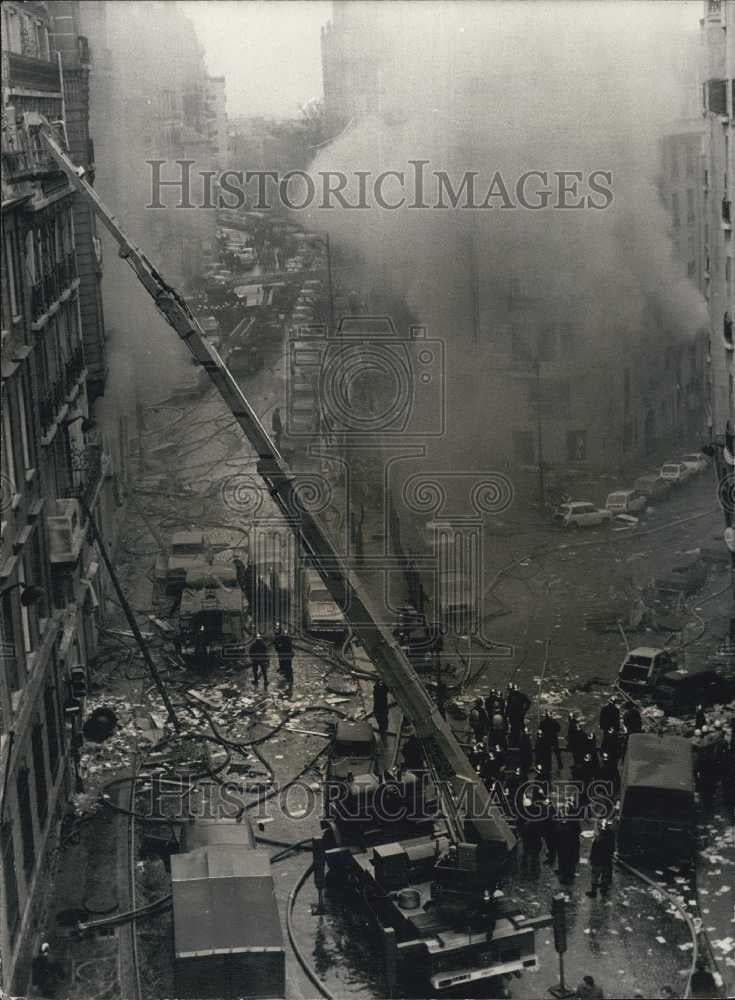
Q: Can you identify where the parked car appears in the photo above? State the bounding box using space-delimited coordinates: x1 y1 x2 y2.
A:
633 474 672 501
605 489 647 515
554 501 613 528
617 646 676 691
660 462 690 484
679 452 709 475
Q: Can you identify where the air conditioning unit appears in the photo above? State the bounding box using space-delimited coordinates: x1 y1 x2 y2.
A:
47 498 83 564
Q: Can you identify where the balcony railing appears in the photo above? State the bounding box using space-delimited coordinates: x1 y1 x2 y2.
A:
1 130 59 181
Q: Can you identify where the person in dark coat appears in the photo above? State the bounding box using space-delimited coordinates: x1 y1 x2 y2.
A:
249 632 269 688
601 727 621 765
518 795 544 868
488 709 508 748
586 820 615 897
567 712 584 764
575 752 597 806
373 679 389 737
555 807 581 883
599 698 620 735
32 942 64 997
485 688 504 720
505 684 531 745
539 797 558 866
689 958 717 999
273 624 294 687
534 730 553 784
622 703 643 735
540 711 563 769
598 751 620 803
695 704 707 730
518 726 533 776
469 698 489 743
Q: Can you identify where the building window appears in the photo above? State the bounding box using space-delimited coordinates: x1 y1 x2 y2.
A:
44 685 61 778
566 430 587 462
685 144 694 176
686 189 695 223
705 79 727 116
31 722 49 829
1 822 19 942
671 192 680 229
624 369 631 414
16 766 35 878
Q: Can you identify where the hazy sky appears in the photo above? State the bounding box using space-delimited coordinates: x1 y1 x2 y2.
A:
179 0 331 119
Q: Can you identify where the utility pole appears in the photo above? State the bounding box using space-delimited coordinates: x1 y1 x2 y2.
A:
79 498 180 730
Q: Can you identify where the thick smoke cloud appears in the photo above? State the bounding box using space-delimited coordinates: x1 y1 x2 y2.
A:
306 1 707 466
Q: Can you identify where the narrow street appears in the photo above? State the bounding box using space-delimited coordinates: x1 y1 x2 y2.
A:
2 5 734 1000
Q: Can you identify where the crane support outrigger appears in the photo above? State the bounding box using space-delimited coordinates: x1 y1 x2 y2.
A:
33 117 549 990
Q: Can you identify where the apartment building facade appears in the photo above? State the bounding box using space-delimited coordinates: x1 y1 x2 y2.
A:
701 0 735 437
79 0 217 289
1 1 118 990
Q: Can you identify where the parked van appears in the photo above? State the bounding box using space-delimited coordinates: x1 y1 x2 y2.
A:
618 734 695 862
605 489 647 515
617 646 675 691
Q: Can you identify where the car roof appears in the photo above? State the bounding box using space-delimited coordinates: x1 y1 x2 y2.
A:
628 646 667 656
608 489 632 497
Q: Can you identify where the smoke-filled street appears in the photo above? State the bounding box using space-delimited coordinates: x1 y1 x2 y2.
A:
1 3 734 1000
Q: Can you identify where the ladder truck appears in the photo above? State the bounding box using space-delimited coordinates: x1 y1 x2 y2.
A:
35 114 548 993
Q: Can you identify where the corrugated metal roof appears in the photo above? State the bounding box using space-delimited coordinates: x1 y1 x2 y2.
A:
172 845 283 957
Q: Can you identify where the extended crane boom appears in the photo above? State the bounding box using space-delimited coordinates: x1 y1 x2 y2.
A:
37 116 515 869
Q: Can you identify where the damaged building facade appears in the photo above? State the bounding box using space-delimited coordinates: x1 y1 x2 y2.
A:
0 1 120 991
